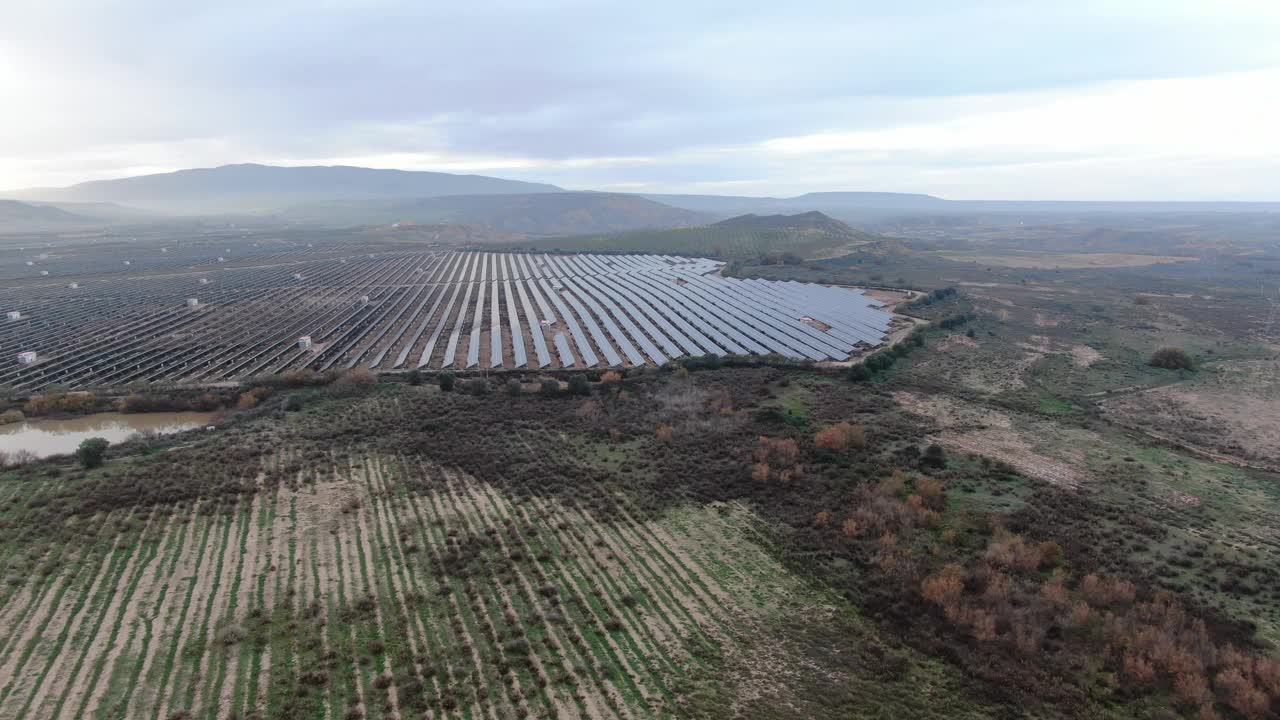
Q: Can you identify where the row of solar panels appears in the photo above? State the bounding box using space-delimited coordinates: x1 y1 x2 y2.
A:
382 251 892 370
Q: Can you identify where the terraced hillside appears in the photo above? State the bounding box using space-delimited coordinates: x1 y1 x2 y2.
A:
0 446 989 720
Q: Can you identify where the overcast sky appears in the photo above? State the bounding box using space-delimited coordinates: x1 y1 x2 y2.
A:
2 1 1279 199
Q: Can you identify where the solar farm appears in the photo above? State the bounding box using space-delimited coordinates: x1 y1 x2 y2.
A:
0 245 893 389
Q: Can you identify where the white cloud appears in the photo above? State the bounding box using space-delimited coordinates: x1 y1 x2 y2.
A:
2 2 1279 198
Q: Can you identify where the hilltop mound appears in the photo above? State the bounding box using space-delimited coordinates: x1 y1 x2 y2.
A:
713 210 856 234
511 210 886 260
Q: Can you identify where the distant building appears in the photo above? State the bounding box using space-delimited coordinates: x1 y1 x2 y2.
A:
187 298 199 308
17 351 36 365
6 311 20 321
298 336 313 349
68 283 78 289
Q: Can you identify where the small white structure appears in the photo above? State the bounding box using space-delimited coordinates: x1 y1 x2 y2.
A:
186 298 200 308
123 260 131 265
217 256 226 263
297 336 313 349
39 271 49 276
293 273 304 280
68 282 78 289
17 351 37 365
161 247 168 253
359 295 370 305
6 311 21 321
199 278 210 284
24 261 33 266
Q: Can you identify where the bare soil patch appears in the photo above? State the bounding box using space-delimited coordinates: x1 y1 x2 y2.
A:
1101 360 1280 468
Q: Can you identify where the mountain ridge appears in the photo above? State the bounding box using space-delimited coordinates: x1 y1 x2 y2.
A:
6 163 563 214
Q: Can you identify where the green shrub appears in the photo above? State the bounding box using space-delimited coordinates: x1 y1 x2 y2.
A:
846 365 871 382
921 443 947 469
76 437 109 469
407 369 422 386
439 372 456 391
864 352 896 374
506 379 522 397
1148 347 1194 371
540 378 560 397
568 374 591 396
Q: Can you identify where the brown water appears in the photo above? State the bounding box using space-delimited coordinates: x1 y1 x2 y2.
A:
0 411 215 459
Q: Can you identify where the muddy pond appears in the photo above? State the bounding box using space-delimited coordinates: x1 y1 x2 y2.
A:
0 411 214 459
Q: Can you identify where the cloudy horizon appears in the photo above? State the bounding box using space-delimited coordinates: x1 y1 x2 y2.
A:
3 1 1279 200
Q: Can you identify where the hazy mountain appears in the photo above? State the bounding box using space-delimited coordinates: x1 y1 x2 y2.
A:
0 199 90 225
280 192 707 236
643 191 1280 219
8 164 563 214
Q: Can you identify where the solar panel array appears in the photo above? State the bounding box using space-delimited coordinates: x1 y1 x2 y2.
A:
0 251 893 389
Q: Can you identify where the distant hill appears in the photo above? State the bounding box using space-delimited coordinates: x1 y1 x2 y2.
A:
280 192 707 236
714 210 859 234
509 210 885 260
8 164 563 214
641 191 1280 221
0 199 89 226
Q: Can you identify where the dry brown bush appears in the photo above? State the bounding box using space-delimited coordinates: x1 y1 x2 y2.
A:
237 386 272 410
905 494 941 527
600 370 623 384
24 392 97 416
1067 601 1092 628
1172 671 1211 707
754 436 800 470
1080 573 1136 607
575 399 604 423
750 462 770 482
706 389 734 415
0 409 24 425
330 368 377 396
984 532 1042 573
654 423 673 443
1037 540 1064 568
814 510 832 527
1215 667 1270 719
814 421 865 452
879 468 908 497
1123 651 1158 687
921 565 965 606
915 476 945 510
1040 580 1069 607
